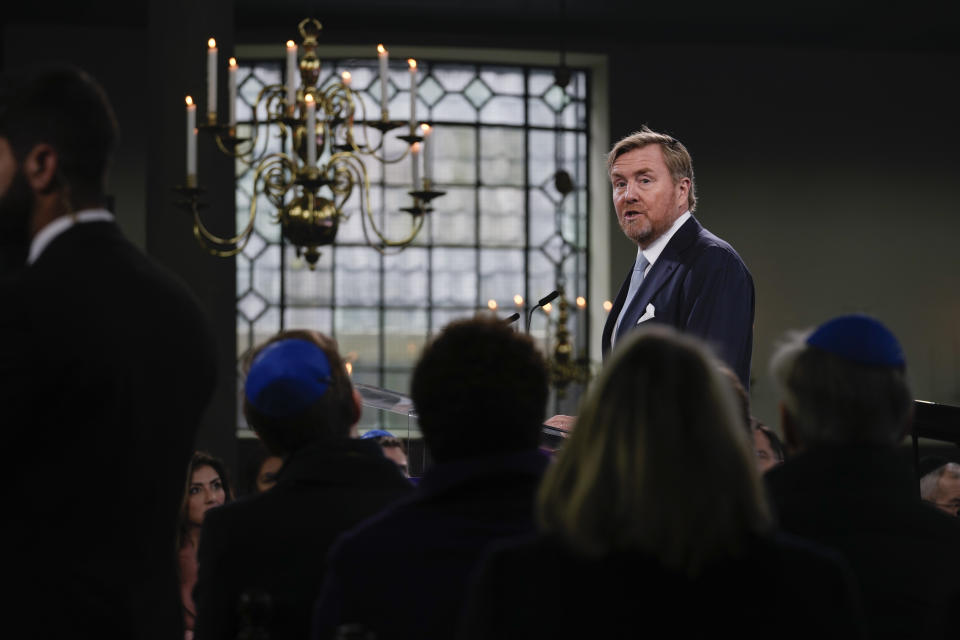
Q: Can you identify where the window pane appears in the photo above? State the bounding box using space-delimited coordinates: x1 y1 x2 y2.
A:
479 187 525 246
384 309 428 368
334 247 381 305
384 248 428 306
480 249 524 305
480 127 524 187
432 248 477 306
335 307 380 369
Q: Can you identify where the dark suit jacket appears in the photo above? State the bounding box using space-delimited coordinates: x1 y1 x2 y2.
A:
602 215 754 388
460 531 865 639
194 439 412 640
765 446 960 639
312 449 550 640
1 221 217 639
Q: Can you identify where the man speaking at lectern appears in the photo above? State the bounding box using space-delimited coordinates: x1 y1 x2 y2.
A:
601 127 754 388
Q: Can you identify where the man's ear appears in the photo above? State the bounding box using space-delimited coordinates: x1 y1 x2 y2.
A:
780 402 801 455
23 143 59 194
676 177 691 208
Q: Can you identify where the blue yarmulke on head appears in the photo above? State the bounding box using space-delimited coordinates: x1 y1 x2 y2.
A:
806 314 905 368
360 429 395 440
245 338 334 418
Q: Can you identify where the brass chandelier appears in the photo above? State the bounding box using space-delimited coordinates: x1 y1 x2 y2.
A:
174 18 444 267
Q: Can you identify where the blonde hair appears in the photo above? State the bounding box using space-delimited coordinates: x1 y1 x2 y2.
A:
537 326 771 575
607 126 697 212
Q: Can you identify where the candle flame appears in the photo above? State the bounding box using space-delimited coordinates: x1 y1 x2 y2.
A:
377 44 386 54
419 123 431 135
411 142 421 154
602 300 613 312
408 58 417 70
341 70 352 83
286 40 296 49
514 294 524 306
228 57 238 68
304 93 314 103
576 296 587 308
542 303 553 313
487 299 498 310
345 362 353 376
185 96 194 106
208 38 217 49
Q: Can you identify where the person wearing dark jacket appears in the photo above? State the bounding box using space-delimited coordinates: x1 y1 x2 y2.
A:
312 316 551 640
1 65 217 640
194 330 411 640
461 326 864 639
765 314 960 639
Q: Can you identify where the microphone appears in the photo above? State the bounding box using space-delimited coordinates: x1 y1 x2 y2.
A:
503 312 521 325
526 290 559 333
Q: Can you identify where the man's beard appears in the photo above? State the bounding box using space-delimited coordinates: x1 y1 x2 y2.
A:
0 167 35 274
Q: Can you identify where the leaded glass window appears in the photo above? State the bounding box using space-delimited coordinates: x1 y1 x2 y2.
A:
235 57 591 436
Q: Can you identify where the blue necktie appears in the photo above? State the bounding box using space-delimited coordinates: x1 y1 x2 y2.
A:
612 253 649 344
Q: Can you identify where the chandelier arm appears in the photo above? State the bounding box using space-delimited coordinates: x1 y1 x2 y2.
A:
328 151 424 250
192 153 294 254
191 197 250 256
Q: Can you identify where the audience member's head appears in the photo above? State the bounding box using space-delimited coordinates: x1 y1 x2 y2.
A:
538 326 771 575
919 457 960 517
770 314 912 451
0 65 118 268
361 429 409 476
752 419 785 473
411 316 548 463
242 440 284 495
178 451 233 548
243 330 360 457
718 365 751 438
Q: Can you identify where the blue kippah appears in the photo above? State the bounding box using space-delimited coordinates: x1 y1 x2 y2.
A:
806 314 905 368
360 429 395 440
245 338 334 418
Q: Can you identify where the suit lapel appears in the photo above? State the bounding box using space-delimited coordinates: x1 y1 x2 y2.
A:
614 216 702 340
602 265 634 352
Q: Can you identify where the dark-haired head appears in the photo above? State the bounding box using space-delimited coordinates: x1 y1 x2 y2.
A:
411 315 548 463
0 64 118 209
177 451 234 549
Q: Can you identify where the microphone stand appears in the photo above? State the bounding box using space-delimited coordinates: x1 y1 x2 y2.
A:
525 290 559 333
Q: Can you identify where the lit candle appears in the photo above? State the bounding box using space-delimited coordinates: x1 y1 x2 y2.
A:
408 58 417 132
514 294 524 307
602 300 613 312
411 141 421 190
286 40 298 113
227 57 238 128
487 299 498 311
543 302 553 314
377 44 389 118
205 39 218 123
341 70 352 87
419 123 433 183
576 296 587 309
304 93 316 167
185 96 197 184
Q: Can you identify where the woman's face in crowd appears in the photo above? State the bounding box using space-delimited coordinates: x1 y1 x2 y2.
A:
188 464 226 526
753 429 780 473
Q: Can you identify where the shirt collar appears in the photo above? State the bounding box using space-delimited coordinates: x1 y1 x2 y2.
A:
28 208 115 265
639 210 691 270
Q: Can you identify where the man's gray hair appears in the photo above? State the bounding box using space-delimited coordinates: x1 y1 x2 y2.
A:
920 462 960 502
770 329 913 448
